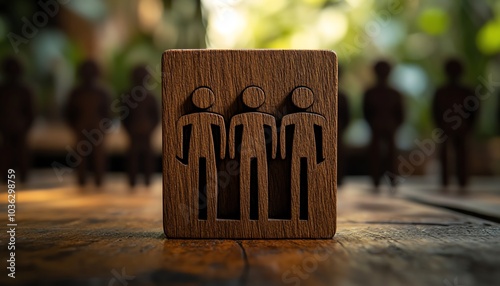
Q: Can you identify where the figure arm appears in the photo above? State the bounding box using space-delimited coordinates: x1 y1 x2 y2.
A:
431 90 440 126
313 115 327 161
24 87 36 129
101 88 112 120
176 116 188 160
213 114 226 159
64 90 78 129
228 116 240 159
264 115 278 159
338 93 350 130
149 95 161 132
395 91 405 127
467 88 479 124
121 91 131 130
362 91 372 123
280 116 290 159
151 96 160 125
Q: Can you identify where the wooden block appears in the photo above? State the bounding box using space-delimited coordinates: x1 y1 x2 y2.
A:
162 50 337 238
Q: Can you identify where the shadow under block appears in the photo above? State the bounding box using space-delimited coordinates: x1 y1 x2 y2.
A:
162 50 338 238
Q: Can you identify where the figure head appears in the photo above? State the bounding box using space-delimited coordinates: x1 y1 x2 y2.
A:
242 86 265 110
444 58 463 82
192 87 215 110
131 65 149 86
373 60 391 83
78 59 100 83
291 87 314 110
2 56 23 80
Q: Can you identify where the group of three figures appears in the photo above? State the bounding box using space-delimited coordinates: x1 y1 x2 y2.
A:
176 86 326 220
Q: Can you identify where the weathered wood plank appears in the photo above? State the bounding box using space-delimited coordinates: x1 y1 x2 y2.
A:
400 177 500 222
1 180 245 285
1 174 499 286
241 186 500 286
241 224 500 286
162 50 338 239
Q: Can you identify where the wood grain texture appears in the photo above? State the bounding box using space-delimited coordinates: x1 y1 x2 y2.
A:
162 50 338 238
2 174 500 286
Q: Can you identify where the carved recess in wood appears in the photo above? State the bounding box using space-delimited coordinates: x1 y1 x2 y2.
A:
163 50 337 238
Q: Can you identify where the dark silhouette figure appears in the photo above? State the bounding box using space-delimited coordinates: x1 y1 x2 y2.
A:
363 61 405 189
338 67 350 186
64 60 111 186
229 86 277 221
177 87 226 221
497 90 500 135
432 59 478 190
281 87 326 220
122 66 160 187
0 57 35 182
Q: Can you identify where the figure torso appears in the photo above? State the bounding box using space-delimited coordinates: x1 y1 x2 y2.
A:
289 113 317 158
185 113 219 159
364 86 403 134
434 84 476 135
236 112 271 157
68 85 109 131
0 83 33 134
125 93 158 136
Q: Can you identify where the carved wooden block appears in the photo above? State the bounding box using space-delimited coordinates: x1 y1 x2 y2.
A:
162 50 337 238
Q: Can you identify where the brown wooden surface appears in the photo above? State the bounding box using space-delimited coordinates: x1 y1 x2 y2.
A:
400 177 500 222
1 173 500 285
162 50 337 238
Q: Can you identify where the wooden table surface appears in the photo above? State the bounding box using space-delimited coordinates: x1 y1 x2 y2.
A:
1 171 499 286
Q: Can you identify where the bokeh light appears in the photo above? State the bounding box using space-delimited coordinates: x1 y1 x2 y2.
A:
477 17 500 55
418 7 449 36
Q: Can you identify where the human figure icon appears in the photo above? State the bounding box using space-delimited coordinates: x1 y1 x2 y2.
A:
122 65 160 187
432 59 478 191
229 86 277 221
338 67 351 186
177 87 226 220
280 87 326 220
0 57 35 183
64 60 111 186
363 60 405 190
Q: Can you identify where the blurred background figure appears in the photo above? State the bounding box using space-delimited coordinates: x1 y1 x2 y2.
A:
363 61 405 190
432 59 478 192
122 65 160 187
64 60 111 186
0 0 497 186
337 66 350 186
0 57 35 182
